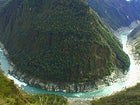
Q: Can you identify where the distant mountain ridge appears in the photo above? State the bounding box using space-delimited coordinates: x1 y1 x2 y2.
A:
87 0 140 30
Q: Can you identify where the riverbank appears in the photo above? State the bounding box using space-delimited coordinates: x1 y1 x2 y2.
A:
91 83 140 105
9 62 126 93
0 40 128 93
0 23 139 102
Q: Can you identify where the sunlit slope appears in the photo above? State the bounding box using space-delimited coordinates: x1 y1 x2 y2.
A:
0 0 129 86
91 83 140 105
0 69 68 105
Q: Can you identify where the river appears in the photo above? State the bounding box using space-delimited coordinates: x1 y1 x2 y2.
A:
0 28 140 100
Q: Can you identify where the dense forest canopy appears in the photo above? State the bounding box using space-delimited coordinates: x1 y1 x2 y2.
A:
0 0 130 84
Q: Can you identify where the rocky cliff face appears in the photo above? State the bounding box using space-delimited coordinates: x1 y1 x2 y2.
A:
0 0 130 92
87 0 140 30
128 25 140 60
128 25 140 40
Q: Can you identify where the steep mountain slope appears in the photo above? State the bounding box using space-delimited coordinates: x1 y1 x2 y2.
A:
128 25 140 57
91 25 140 105
87 0 140 30
0 0 130 91
128 25 140 40
0 69 67 105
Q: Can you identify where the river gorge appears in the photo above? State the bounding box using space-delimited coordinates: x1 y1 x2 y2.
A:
0 24 140 100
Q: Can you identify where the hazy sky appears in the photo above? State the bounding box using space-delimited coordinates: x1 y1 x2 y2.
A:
126 0 138 1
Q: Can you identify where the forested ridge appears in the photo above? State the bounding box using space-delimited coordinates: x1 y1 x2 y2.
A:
0 0 129 85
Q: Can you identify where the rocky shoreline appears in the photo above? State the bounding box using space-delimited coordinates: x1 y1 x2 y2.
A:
9 67 126 92
127 37 140 64
8 56 126 92
1 21 139 93
10 70 126 92
0 41 127 93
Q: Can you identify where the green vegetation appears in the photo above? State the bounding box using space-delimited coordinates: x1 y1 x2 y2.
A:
0 69 68 105
91 84 140 105
91 26 140 105
0 0 130 85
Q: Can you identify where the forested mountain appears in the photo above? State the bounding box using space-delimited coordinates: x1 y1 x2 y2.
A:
87 0 140 30
0 0 129 91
